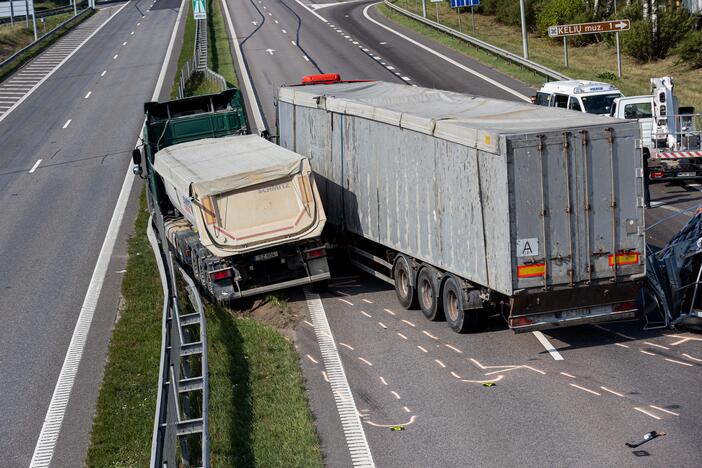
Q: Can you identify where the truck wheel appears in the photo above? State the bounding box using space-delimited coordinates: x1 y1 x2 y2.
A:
443 277 483 333
417 267 443 321
393 255 418 309
311 280 329 293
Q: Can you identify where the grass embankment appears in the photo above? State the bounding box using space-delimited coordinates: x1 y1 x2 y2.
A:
170 1 197 98
380 2 702 110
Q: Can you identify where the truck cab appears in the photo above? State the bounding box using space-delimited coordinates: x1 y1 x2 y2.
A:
533 80 622 115
610 95 654 150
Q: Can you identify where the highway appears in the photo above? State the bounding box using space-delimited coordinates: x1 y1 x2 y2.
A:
225 0 702 466
0 0 181 465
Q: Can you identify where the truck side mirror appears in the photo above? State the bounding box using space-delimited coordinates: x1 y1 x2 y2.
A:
132 148 142 165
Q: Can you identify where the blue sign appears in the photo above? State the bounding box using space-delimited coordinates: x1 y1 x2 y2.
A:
450 0 479 7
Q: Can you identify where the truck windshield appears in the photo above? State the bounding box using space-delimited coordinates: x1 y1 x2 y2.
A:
581 93 622 114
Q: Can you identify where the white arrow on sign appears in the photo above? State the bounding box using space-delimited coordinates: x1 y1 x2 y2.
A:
266 48 276 55
615 21 628 29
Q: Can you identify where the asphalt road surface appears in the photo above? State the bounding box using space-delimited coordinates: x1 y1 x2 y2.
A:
226 0 702 466
0 0 180 465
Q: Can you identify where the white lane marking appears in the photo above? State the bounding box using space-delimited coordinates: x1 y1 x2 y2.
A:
30 2 183 466
397 332 407 340
362 3 529 102
62 119 71 129
84 91 91 99
131 31 134 35
386 65 395 70
122 41 127 46
334 289 350 296
682 353 702 362
434 359 446 368
29 159 42 173
0 3 130 125
559 372 575 379
303 290 375 467
403 406 410 413
303 55 310 61
643 341 669 350
358 357 373 367
614 342 630 349
362 299 373 304
365 415 417 427
451 371 461 379
282 29 287 33
307 354 319 364
390 391 401 400
669 335 702 346
665 358 694 367
339 342 355 351
417 345 428 353
378 322 387 329
634 407 661 420
268 12 272 15
360 311 372 318
422 330 438 340
569 383 601 396
101 70 107 77
379 376 388 386
469 358 516 370
640 350 656 356
445 344 462 354
483 367 521 376
291 40 296 45
383 308 395 316
463 375 503 383
303 320 314 327
338 298 354 306
221 0 266 133
600 386 624 397
533 331 564 360
650 405 679 416
402 319 416 328
137 22 141 26
522 365 546 375
292 0 329 22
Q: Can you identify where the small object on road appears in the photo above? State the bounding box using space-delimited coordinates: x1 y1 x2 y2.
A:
390 425 405 431
483 382 496 387
625 431 666 448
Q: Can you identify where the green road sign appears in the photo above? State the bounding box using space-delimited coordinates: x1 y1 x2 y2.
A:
192 0 206 20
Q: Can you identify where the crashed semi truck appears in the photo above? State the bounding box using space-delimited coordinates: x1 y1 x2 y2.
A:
132 89 330 301
277 79 646 333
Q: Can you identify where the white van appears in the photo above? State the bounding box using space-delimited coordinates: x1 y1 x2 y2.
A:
533 80 623 115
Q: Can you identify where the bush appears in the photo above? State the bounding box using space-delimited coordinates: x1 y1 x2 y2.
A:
622 19 655 63
658 7 697 58
675 29 702 69
537 0 598 45
478 0 544 31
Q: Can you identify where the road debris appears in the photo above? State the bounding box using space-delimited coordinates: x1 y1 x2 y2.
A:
625 431 666 448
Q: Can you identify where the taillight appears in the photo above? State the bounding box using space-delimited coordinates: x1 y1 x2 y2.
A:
509 316 533 328
210 268 233 281
650 171 664 179
304 247 326 260
301 73 341 84
614 301 637 312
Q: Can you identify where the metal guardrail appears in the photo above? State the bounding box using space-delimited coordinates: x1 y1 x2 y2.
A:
0 1 89 25
384 1 571 82
177 17 227 98
148 215 210 468
0 7 90 73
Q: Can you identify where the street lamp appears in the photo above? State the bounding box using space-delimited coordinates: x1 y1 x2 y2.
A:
519 0 529 59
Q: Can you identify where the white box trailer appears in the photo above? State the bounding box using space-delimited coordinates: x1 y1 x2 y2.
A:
277 81 646 332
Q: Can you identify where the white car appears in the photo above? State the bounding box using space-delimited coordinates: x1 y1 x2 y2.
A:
533 80 623 115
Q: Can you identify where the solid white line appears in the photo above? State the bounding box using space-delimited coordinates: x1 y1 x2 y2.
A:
682 353 702 362
29 159 42 173
600 386 624 397
569 383 601 396
221 0 266 133
634 407 661 420
665 358 694 367
0 4 131 124
293 0 328 22
29 1 182 465
532 331 564 360
362 3 529 101
301 294 376 467
62 119 71 129
650 405 679 416
84 91 91 99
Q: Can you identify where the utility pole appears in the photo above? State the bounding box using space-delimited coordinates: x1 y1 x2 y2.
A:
422 0 426 17
519 0 529 59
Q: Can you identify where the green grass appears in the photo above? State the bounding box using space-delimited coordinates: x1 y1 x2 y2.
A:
86 191 162 467
207 0 238 87
380 2 702 111
170 1 197 98
207 306 323 467
184 70 225 95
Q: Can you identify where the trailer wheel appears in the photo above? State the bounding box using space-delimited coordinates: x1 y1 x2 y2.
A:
393 255 418 309
417 267 444 321
443 277 483 333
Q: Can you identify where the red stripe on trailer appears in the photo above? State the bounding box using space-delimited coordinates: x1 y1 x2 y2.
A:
650 151 702 159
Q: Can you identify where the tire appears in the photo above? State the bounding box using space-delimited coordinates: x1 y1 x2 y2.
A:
443 277 483 333
393 255 418 309
311 280 329 294
417 267 444 321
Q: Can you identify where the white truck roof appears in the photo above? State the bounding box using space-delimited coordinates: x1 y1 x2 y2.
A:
538 80 620 95
279 81 626 154
153 134 306 197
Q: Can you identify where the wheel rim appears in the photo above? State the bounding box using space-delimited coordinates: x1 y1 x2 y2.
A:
420 279 433 310
397 268 409 299
446 289 459 322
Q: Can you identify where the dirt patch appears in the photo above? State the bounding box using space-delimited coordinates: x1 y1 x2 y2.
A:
229 289 308 341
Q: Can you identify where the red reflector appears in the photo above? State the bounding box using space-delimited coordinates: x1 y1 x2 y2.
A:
305 248 326 259
608 252 639 267
650 171 664 179
302 73 341 84
210 269 232 281
517 263 546 278
509 316 533 328
614 301 637 312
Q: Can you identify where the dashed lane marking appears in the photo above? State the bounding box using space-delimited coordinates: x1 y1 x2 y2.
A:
462 375 504 384
101 70 107 77
434 359 446 368
306 354 319 364
390 391 400 400
640 350 656 356
360 311 372 318
559 372 575 378
339 342 355 351
445 344 462 354
358 357 373 367
521 365 546 375
665 358 694 367
362 299 373 304
634 407 661 420
378 322 387 329
417 345 428 353
422 330 438 340
569 383 601 396
379 376 387 386
383 308 395 316
403 406 411 413
402 319 416 328
614 343 630 349
682 353 702 362
84 91 91 99
29 159 42 173
396 332 407 340
643 341 669 350
451 371 461 379
62 119 71 129
338 298 354 306
600 386 624 397
533 331 564 360
650 405 679 416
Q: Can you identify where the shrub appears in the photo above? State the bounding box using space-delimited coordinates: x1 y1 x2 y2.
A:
596 71 618 82
658 7 697 58
675 29 702 69
479 0 545 31
622 19 655 63
537 0 587 37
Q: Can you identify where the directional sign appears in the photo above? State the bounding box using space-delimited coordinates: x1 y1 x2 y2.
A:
548 19 630 37
450 0 479 7
0 0 34 19
192 0 206 20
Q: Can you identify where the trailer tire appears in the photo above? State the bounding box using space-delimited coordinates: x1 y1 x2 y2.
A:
417 266 443 321
393 255 418 309
311 280 329 294
443 277 483 333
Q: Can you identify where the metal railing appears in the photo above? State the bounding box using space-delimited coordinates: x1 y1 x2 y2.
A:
0 0 89 25
148 215 210 468
384 1 570 82
176 18 227 98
